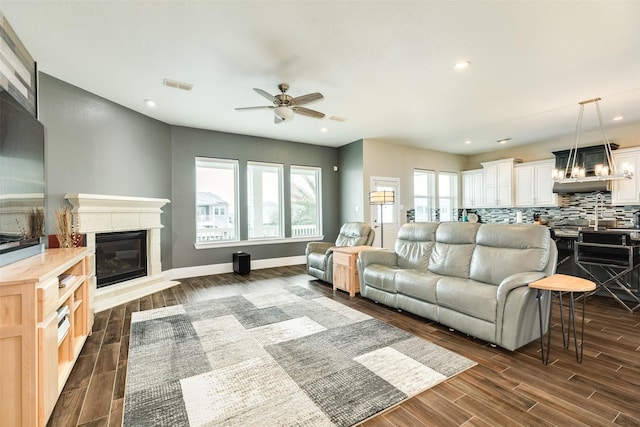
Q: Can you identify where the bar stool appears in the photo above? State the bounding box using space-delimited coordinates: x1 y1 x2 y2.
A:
529 274 596 364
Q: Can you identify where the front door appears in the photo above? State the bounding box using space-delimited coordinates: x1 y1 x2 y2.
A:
370 177 400 249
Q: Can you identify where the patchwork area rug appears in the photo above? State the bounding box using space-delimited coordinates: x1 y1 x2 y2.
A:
124 285 476 426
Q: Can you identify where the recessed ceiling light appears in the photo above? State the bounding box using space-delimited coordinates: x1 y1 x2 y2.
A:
464 140 472 144
613 115 624 121
497 138 511 144
144 99 156 107
454 61 471 70
320 127 328 133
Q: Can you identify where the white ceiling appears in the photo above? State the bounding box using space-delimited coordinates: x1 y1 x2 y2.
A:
2 1 640 155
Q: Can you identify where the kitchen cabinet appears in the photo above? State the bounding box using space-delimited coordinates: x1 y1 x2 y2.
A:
612 147 640 206
514 159 558 207
462 169 484 208
481 158 520 207
553 143 619 177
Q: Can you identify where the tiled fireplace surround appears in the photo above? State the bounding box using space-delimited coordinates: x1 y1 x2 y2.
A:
65 193 178 312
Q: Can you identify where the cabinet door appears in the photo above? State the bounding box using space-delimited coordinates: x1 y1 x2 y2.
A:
484 165 498 207
471 172 484 207
534 161 558 206
462 173 474 208
515 165 535 206
38 312 59 425
496 162 514 207
612 152 640 205
462 170 484 208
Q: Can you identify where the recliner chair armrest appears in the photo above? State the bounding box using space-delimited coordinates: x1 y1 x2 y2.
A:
357 249 397 269
306 242 334 255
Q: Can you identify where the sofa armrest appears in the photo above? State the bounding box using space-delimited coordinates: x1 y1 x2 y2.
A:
496 271 547 304
495 271 547 346
357 249 397 269
306 242 334 256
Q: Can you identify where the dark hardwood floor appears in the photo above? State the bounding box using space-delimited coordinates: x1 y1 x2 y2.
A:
47 265 640 426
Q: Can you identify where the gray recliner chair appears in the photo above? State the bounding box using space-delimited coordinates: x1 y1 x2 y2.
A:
305 222 375 284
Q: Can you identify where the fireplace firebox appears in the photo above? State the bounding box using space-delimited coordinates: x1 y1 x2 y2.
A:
96 230 147 288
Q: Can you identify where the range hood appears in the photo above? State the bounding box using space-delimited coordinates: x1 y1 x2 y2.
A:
552 143 618 193
552 180 611 194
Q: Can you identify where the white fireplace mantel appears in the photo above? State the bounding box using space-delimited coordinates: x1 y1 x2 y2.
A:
65 193 177 312
65 193 170 233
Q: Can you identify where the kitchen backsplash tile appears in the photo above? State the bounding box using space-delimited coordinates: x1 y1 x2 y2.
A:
460 192 640 227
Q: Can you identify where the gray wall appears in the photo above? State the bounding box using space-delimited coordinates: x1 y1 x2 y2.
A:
338 140 364 223
38 74 341 271
38 73 173 268
170 126 339 268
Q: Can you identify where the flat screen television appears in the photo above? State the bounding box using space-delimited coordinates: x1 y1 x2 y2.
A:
0 88 45 265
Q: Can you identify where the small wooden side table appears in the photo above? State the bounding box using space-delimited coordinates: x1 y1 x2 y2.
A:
332 246 378 297
529 274 596 365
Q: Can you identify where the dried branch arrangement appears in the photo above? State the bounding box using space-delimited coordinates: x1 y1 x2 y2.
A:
55 207 80 248
27 207 45 238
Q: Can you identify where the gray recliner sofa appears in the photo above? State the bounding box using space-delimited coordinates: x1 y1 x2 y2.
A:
357 222 557 351
306 222 375 284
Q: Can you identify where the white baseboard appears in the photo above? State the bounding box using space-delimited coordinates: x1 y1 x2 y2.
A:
165 255 306 281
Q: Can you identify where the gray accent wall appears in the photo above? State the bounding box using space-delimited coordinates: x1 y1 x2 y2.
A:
38 74 341 271
38 73 173 268
170 126 339 268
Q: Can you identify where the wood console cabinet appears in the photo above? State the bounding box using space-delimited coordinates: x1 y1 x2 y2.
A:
333 246 378 297
0 247 94 427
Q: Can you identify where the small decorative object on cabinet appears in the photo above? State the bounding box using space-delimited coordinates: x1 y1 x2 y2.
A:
0 247 94 427
332 245 378 297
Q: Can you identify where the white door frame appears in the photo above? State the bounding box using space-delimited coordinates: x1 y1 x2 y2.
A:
369 176 400 249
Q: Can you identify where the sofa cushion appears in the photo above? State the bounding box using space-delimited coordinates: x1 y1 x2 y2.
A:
395 270 442 304
362 265 398 293
437 276 497 322
469 224 550 286
428 222 480 278
395 222 439 270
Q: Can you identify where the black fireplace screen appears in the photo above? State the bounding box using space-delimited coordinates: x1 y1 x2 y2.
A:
96 230 147 288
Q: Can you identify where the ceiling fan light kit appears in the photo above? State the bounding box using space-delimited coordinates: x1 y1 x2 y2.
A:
235 83 325 124
274 105 294 121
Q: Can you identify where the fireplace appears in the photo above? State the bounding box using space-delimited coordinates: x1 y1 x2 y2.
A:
96 230 147 288
65 193 177 312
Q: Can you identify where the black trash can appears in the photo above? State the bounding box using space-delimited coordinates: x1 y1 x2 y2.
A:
233 251 251 275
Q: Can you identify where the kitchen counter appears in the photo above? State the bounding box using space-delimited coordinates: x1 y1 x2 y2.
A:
551 228 640 241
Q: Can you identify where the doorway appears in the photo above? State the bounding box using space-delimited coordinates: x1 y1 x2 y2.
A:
370 177 400 249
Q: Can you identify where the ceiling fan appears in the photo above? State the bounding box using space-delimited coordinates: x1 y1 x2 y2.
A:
235 83 325 123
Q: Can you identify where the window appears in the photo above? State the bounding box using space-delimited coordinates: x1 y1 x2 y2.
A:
195 158 239 242
248 162 283 239
413 169 436 221
438 171 459 222
290 166 322 237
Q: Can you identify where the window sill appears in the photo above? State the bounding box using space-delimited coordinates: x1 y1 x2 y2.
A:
194 235 325 250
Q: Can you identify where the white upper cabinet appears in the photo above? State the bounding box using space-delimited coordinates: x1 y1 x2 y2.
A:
514 159 558 207
611 147 640 206
481 159 520 207
462 169 484 208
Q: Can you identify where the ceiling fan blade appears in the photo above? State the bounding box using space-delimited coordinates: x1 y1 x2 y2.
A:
292 106 325 118
235 106 274 111
253 88 277 102
292 92 323 106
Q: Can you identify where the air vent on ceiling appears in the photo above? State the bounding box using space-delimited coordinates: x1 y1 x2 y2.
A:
329 115 348 122
163 78 194 91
